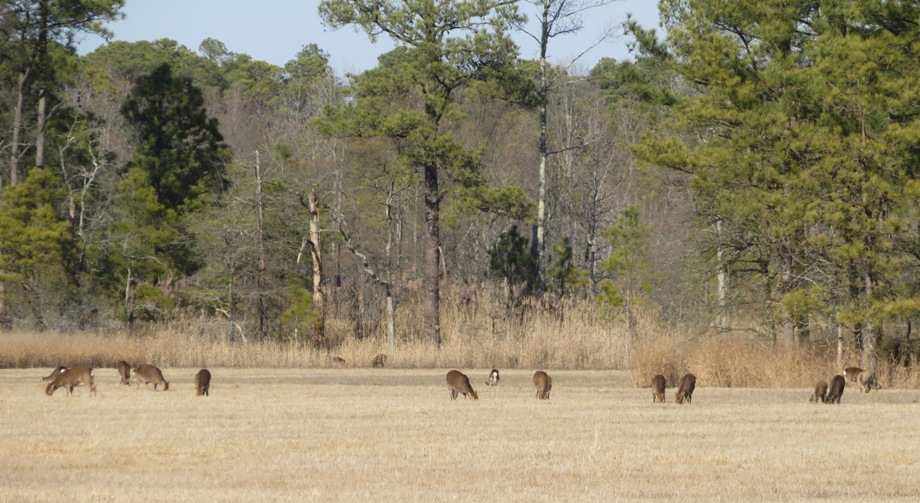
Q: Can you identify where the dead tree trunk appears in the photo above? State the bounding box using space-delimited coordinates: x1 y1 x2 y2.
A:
307 189 325 349
255 151 267 340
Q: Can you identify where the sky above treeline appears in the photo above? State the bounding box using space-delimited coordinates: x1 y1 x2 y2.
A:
78 0 662 75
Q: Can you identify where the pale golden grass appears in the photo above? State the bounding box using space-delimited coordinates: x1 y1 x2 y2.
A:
631 333 920 389
2 367 919 502
0 310 635 370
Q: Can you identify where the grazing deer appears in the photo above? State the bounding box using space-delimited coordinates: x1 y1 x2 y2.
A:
132 364 170 391
116 360 131 385
45 366 96 397
486 369 500 386
843 367 863 386
332 356 347 367
674 373 696 404
41 365 66 382
809 380 828 403
651 374 667 403
446 370 479 400
857 370 880 393
825 374 846 404
372 354 388 368
194 369 211 397
533 371 552 400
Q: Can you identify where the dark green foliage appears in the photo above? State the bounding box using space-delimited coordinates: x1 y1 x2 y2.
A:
121 63 230 214
630 0 920 355
488 225 536 293
0 169 79 328
546 237 588 298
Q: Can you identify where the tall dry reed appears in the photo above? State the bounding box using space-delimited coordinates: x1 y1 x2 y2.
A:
4 285 918 388
630 331 920 389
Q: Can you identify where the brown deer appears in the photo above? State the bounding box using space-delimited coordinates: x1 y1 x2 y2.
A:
825 374 846 404
41 365 66 382
194 369 211 396
116 360 131 385
45 366 96 397
651 374 666 403
372 354 388 368
674 373 696 404
533 371 552 400
446 370 478 400
132 364 170 391
843 367 863 386
331 356 347 367
857 370 880 393
809 380 828 403
486 369 500 386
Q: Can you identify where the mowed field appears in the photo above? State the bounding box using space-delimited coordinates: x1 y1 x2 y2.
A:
2 368 919 502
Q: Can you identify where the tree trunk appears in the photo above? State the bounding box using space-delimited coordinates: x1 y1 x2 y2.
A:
424 163 441 347
836 319 843 371
781 253 795 351
308 189 325 349
35 89 46 168
386 286 395 350
533 15 550 296
254 151 267 340
9 72 27 187
860 270 878 372
716 220 728 331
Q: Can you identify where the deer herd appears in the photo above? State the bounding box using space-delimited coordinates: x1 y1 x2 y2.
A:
39 357 882 405
43 361 208 397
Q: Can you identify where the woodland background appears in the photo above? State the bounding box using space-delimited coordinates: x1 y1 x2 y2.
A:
2 1 920 379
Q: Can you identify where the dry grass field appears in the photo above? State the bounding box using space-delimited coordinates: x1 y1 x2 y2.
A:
2 367 919 502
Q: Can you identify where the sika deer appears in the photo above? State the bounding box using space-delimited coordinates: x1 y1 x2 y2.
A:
825 374 846 404
446 370 478 400
372 354 388 368
533 371 552 400
132 364 170 391
843 367 863 386
651 374 666 403
41 366 66 382
486 369 500 386
194 368 211 396
674 373 696 404
45 366 96 397
809 380 828 403
116 360 131 385
857 370 880 393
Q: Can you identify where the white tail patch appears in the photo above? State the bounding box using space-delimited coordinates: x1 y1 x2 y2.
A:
90 369 95 377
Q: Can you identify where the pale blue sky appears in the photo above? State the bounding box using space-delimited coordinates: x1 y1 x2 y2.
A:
78 0 661 75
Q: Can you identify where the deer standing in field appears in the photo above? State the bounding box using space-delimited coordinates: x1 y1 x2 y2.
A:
195 369 211 396
372 354 388 368
486 369 500 386
674 373 696 404
857 370 880 393
45 366 96 397
533 371 552 400
116 360 131 385
132 364 170 391
825 374 846 404
652 374 666 403
809 380 828 403
843 367 863 386
41 366 66 382
446 370 479 400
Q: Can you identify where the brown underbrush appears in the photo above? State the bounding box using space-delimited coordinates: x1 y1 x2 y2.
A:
631 332 920 389
2 297 918 389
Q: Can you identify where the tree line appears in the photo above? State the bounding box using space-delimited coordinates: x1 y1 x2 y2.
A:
2 0 919 372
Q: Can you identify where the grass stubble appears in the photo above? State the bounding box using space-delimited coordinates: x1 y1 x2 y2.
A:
1 368 919 502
